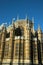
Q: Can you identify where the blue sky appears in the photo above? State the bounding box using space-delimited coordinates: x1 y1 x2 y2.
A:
0 0 43 31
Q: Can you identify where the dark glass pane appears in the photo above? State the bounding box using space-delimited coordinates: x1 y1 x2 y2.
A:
15 27 22 36
6 32 10 38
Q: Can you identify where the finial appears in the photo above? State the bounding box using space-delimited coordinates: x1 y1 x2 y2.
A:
2 23 6 32
32 17 34 32
12 18 15 26
12 21 14 28
38 24 42 33
2 23 4 27
25 14 29 24
2 23 6 29
32 17 34 24
17 15 19 20
12 18 15 21
25 14 28 20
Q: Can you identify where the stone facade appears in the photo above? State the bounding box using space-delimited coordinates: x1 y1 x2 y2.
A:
0 18 43 65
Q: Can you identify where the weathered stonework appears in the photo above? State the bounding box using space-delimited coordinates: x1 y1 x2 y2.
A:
0 18 43 65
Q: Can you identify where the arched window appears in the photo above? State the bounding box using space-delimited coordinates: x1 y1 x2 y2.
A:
6 32 10 38
15 27 23 36
4 43 9 59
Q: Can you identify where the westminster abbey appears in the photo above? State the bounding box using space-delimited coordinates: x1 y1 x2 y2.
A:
0 17 43 65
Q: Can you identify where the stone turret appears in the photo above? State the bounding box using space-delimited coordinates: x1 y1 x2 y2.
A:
37 24 42 64
10 21 15 64
24 18 31 64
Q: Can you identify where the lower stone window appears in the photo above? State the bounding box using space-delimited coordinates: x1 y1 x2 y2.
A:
15 43 19 59
4 44 9 59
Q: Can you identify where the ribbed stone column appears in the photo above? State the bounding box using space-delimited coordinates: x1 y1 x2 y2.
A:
17 36 21 65
37 28 42 64
0 33 2 62
10 23 15 65
24 27 31 65
33 38 38 65
19 36 24 65
14 37 20 65
1 26 6 65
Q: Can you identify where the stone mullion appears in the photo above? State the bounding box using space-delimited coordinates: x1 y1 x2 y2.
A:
18 36 21 65
20 38 24 65
4 43 9 59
